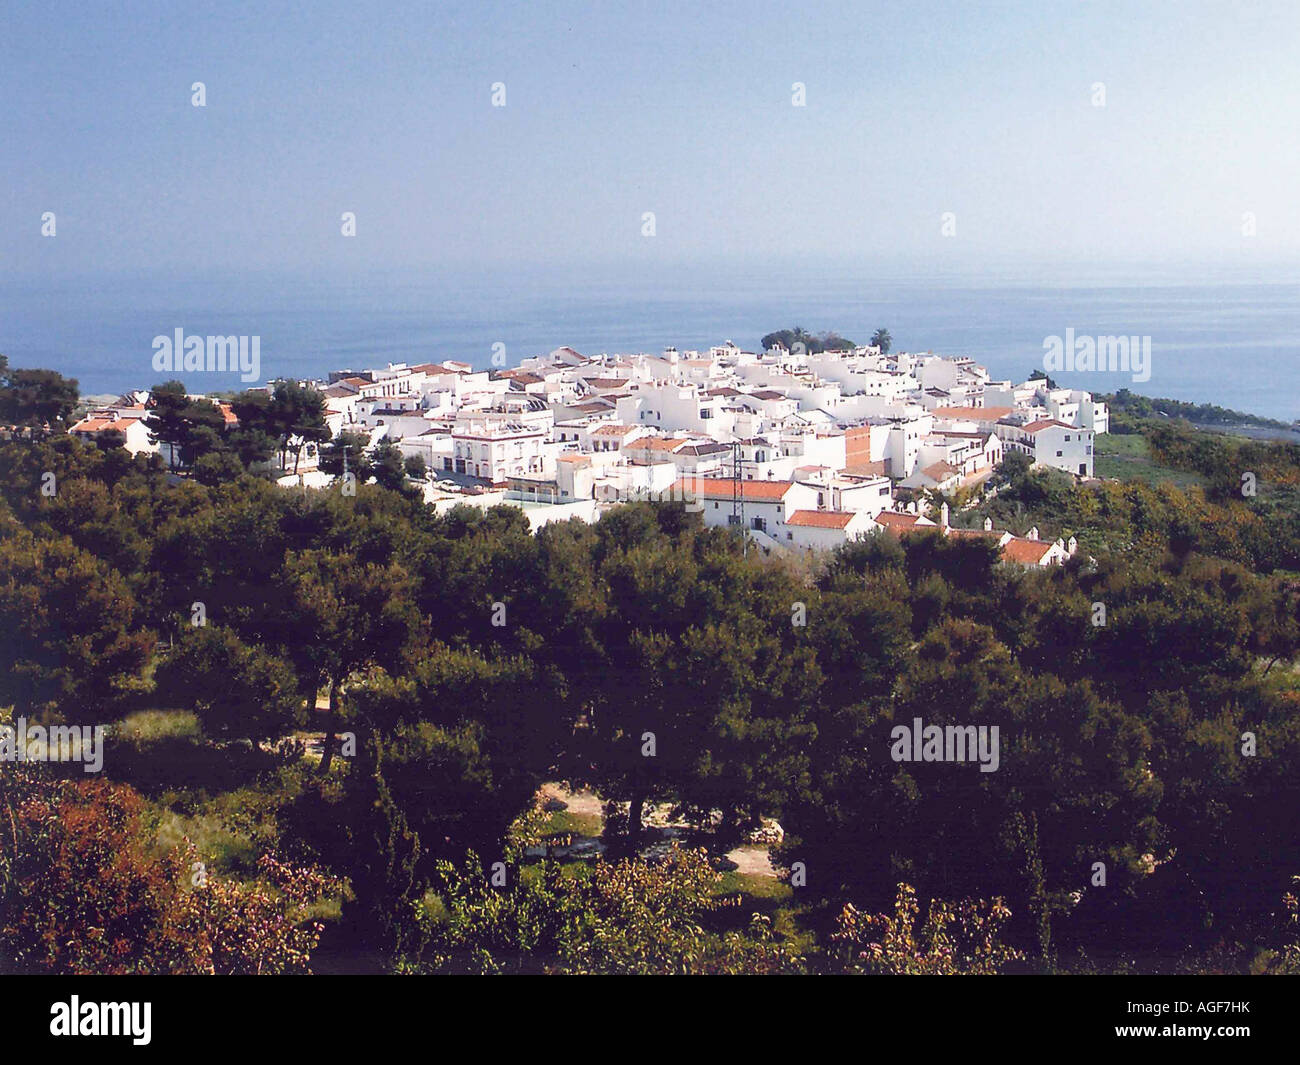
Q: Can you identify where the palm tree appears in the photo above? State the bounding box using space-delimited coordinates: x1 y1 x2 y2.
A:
870 328 892 354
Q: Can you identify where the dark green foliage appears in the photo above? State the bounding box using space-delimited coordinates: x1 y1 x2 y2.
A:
1 403 1299 972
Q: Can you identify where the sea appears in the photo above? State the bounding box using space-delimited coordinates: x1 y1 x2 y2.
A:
2 260 1298 422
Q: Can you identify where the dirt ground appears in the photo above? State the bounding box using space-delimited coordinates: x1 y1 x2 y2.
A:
537 783 778 878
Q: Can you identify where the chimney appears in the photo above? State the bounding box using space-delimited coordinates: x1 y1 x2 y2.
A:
1067 535 1078 556
940 502 950 530
983 516 993 531
1027 526 1039 541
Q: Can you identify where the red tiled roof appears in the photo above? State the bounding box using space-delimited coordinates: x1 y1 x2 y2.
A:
1021 419 1075 433
410 363 463 375
844 460 888 477
677 478 795 502
1001 537 1055 564
932 406 1014 421
634 437 687 452
873 511 938 534
786 509 857 529
921 462 960 480
72 415 142 434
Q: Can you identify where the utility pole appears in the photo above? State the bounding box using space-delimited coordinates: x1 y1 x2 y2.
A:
730 440 757 556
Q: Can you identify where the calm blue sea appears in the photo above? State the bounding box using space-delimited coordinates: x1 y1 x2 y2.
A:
2 262 1298 421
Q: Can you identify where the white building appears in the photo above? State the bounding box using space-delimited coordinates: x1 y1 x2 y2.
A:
451 416 555 483
996 419 1094 477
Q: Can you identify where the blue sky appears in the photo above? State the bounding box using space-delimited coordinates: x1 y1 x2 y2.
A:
3 0 1298 278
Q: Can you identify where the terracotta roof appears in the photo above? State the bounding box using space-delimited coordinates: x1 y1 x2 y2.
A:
844 460 888 477
634 437 687 452
591 424 638 436
1020 419 1076 433
921 462 960 480
72 415 142 434
1001 537 1056 564
873 511 938 533
932 406 1014 421
678 478 795 502
786 509 857 529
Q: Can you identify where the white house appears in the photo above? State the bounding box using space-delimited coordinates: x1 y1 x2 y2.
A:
679 477 819 538
69 410 155 455
996 419 1094 477
782 508 878 550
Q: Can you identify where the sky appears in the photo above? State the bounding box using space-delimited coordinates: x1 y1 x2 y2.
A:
2 0 1299 280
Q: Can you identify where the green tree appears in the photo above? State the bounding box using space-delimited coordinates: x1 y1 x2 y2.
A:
156 624 301 744
276 549 420 773
319 431 371 482
371 438 407 492
0 367 80 436
0 532 154 722
266 380 329 473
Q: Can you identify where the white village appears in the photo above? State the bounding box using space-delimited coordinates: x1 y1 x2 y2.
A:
70 339 1108 566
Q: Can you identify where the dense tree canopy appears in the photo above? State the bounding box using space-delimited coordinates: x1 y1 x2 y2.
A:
2 396 1300 974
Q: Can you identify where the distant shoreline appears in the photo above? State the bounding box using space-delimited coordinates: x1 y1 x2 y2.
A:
1197 421 1300 445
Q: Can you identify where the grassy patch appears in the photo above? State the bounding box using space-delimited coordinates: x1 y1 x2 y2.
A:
1094 434 1205 488
115 709 201 744
541 808 603 839
150 808 259 874
714 868 791 902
